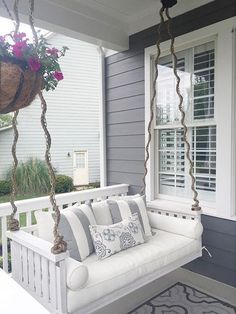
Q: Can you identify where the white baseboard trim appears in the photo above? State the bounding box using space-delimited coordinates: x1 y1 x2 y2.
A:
94 268 236 314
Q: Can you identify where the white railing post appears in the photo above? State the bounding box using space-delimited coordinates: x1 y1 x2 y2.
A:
1 216 8 272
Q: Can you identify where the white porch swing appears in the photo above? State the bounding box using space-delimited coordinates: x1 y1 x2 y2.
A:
4 0 204 313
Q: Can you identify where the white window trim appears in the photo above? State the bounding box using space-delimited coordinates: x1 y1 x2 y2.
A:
144 16 236 220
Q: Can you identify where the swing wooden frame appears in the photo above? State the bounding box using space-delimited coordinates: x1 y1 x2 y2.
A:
7 183 202 314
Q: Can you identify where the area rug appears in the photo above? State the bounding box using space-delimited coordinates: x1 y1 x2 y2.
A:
128 282 236 314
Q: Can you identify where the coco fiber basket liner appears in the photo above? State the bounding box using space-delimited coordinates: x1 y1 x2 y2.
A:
0 60 42 114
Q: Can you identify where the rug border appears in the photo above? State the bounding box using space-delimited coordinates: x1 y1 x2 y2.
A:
127 281 236 313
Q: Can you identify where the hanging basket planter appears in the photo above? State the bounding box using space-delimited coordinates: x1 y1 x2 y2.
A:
0 32 68 114
0 59 42 114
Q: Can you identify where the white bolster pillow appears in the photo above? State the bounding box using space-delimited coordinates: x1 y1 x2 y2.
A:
148 212 203 239
66 257 89 291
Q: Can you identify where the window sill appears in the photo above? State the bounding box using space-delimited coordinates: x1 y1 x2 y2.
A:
147 199 236 221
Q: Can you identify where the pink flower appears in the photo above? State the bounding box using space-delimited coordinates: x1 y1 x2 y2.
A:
12 41 28 58
28 57 41 72
53 71 64 81
0 36 5 42
46 47 59 57
13 32 26 41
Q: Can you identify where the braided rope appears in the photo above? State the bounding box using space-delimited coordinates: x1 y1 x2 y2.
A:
13 0 20 36
164 8 201 211
29 0 38 47
39 91 67 254
141 3 201 212
28 0 66 254
9 110 20 231
141 7 165 195
8 0 20 231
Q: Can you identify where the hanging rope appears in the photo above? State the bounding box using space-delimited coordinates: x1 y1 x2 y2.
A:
164 8 201 211
28 0 38 47
141 0 201 211
141 7 165 195
8 0 21 231
9 110 20 231
28 0 67 253
39 91 67 254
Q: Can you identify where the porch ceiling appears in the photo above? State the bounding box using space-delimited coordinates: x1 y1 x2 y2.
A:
0 0 214 51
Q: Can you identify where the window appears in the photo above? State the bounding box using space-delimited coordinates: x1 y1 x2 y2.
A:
145 17 236 218
155 42 216 203
75 151 87 169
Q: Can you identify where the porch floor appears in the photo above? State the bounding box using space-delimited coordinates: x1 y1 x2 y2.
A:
94 268 236 314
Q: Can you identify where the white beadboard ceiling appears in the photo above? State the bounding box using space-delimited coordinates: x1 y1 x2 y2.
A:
0 0 214 51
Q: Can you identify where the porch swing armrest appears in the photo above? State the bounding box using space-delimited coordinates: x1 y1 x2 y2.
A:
7 230 68 263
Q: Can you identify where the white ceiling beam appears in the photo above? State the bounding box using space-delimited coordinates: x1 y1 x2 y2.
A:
0 0 129 51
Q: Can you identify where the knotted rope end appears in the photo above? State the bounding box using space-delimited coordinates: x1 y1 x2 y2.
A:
51 235 67 255
8 218 20 231
191 205 201 212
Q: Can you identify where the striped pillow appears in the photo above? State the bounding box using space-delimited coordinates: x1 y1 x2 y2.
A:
35 204 96 262
58 204 96 262
107 196 152 237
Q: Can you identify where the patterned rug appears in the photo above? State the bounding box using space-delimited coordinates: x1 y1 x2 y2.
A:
129 282 236 314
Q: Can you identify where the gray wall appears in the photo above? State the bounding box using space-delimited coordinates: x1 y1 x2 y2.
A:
0 34 100 184
105 0 236 287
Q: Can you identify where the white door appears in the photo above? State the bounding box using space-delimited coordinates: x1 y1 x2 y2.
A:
73 151 89 186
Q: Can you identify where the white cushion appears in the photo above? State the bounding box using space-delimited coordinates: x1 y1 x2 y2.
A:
34 210 55 243
67 229 201 313
66 257 88 291
89 214 145 260
107 196 152 236
148 211 203 239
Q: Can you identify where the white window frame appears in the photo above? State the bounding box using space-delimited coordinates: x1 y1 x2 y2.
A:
144 17 236 220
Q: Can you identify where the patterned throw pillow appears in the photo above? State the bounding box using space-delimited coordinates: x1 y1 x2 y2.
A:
107 196 152 237
89 214 145 260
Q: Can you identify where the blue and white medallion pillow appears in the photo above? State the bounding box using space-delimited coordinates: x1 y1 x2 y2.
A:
89 213 145 260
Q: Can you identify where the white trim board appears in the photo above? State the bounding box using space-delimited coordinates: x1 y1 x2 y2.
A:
93 268 236 314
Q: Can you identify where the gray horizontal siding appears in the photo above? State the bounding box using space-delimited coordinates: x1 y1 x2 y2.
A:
107 148 144 161
107 108 144 125
105 1 236 287
106 67 144 89
107 95 145 113
107 81 144 101
107 121 144 136
107 135 145 148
